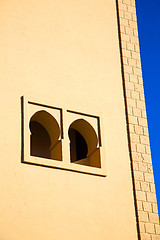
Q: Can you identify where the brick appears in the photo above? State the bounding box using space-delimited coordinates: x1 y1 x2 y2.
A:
119 3 127 11
141 182 150 192
123 50 132 59
134 171 144 181
125 81 134 90
137 101 146 110
127 106 134 115
155 224 160 234
122 0 130 4
128 58 137 67
135 180 141 190
120 25 125 33
128 115 138 124
121 33 130 42
136 190 146 201
133 67 142 76
133 161 139 170
129 107 133 117
136 59 141 68
130 133 139 143
132 152 143 161
124 11 132 20
128 5 136 14
152 203 158 214
127 96 137 107
134 28 139 37
138 117 148 127
134 83 144 93
130 0 135 6
143 202 152 213
148 165 153 174
137 200 143 210
152 236 160 240
145 173 154 183
137 144 145 153
129 122 134 132
119 10 124 18
131 91 140 100
129 20 137 28
143 127 149 136
138 211 149 222
138 76 143 84
126 89 131 98
139 222 145 233
123 56 128 64
145 165 153 174
140 93 146 102
133 107 141 117
141 233 151 240
140 135 150 145
125 27 134 35
132 13 137 22
130 35 139 44
124 64 133 74
121 41 127 50
146 192 157 203
132 51 140 60
120 18 129 26
130 142 137 151
130 74 138 83
127 42 135 51
142 154 151 164
124 72 130 81
135 125 143 134
145 146 151 155
145 223 155 234
139 162 148 172
149 213 159 224
142 109 147 118
149 184 155 194
135 44 140 53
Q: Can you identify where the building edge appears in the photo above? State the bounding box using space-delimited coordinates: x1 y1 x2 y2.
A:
116 0 160 239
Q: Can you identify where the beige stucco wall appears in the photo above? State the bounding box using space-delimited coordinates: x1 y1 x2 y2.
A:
0 0 138 239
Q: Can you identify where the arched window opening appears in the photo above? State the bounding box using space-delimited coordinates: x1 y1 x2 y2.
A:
68 119 101 168
29 110 62 161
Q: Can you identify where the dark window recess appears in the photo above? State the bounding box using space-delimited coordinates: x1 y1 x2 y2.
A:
69 128 88 162
30 121 51 159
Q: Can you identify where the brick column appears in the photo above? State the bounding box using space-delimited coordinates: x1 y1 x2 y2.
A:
116 0 160 239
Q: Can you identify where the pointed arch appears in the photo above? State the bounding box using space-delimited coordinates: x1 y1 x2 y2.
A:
29 110 62 160
68 119 101 168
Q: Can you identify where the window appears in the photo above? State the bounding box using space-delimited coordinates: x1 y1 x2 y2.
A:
68 119 101 168
30 110 62 161
22 96 106 176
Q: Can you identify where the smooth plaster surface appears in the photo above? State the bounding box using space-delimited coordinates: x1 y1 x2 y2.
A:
0 0 138 239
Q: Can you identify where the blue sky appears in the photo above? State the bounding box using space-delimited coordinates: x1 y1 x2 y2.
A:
135 0 160 214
